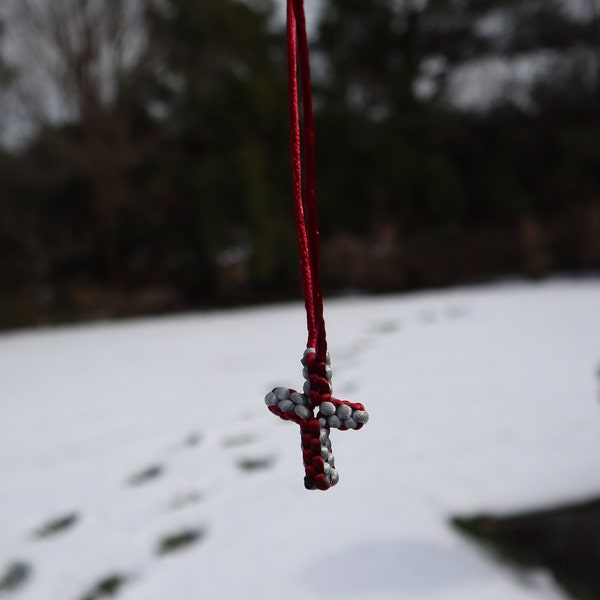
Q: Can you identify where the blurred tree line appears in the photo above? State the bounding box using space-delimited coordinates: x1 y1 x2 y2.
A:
0 0 598 328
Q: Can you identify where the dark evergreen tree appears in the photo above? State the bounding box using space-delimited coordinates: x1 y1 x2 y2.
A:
146 0 295 294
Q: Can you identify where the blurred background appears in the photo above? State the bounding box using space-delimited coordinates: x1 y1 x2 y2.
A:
0 0 599 330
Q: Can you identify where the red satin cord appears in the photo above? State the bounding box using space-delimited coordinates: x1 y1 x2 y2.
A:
274 0 369 491
286 0 327 362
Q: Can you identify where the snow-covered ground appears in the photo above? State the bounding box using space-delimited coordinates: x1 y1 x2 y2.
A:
1 279 599 600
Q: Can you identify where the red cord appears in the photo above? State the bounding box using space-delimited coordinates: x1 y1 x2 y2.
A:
272 0 369 491
287 0 327 363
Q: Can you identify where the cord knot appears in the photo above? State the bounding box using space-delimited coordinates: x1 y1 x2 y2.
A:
301 347 332 407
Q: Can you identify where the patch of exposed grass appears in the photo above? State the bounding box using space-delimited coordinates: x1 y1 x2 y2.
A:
452 497 600 600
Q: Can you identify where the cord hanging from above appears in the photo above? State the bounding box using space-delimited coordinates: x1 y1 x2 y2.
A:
265 0 369 491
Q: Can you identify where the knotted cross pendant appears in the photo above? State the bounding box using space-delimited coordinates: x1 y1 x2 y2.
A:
265 348 369 490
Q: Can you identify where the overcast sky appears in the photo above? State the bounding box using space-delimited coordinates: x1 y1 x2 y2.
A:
272 0 321 34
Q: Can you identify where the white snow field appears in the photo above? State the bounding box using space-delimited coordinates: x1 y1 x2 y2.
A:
1 278 599 600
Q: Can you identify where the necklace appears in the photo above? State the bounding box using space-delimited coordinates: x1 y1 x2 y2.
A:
265 0 369 491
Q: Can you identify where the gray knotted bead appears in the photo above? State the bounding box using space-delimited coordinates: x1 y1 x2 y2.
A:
301 348 316 365
328 415 342 428
294 404 312 420
353 410 369 424
344 418 357 429
291 392 306 405
274 387 290 401
336 404 352 420
320 401 336 416
278 399 294 412
265 392 278 407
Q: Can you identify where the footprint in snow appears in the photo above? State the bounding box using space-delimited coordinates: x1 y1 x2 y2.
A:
446 304 465 318
447 303 474 319
33 512 80 539
78 573 129 600
236 456 275 472
369 319 401 335
126 464 164 487
333 337 372 363
155 527 207 557
168 491 203 511
418 309 438 324
182 432 202 448
0 561 32 595
222 433 256 448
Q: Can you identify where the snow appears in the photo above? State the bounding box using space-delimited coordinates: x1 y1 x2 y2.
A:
1 278 599 600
